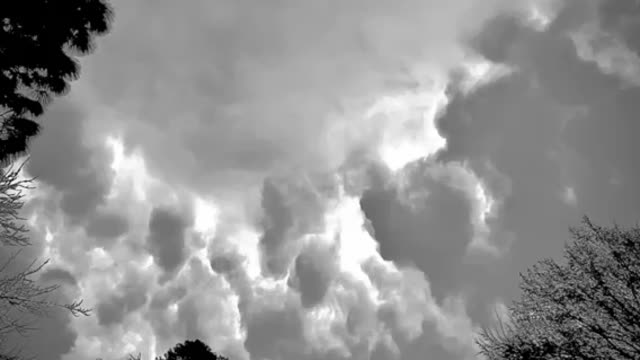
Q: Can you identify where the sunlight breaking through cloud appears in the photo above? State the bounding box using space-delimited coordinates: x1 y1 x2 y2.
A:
367 87 449 172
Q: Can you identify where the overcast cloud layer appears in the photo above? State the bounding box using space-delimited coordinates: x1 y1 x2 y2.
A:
4 0 640 359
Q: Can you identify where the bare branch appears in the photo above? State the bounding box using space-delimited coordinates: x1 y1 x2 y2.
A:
0 161 34 247
0 160 92 352
478 217 640 359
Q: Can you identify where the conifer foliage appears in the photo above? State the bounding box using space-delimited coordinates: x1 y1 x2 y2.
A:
0 0 113 162
156 339 228 360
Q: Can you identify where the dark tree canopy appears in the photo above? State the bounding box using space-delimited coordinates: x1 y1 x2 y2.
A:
477 217 640 360
156 339 228 360
0 0 113 163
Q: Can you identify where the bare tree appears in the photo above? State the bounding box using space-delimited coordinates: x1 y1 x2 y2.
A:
0 162 33 248
0 161 90 355
477 217 640 360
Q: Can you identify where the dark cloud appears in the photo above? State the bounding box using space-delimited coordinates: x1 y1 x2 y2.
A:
1 286 78 360
146 207 188 274
259 179 295 277
359 165 471 302
210 251 242 276
26 101 114 225
563 86 640 225
469 14 527 64
0 214 78 360
370 341 397 360
24 308 77 360
288 242 337 308
421 0 640 329
436 30 581 326
597 0 640 55
39 267 78 288
6 282 78 360
244 304 306 360
96 271 149 327
258 176 333 278
96 296 127 327
86 210 130 245
390 323 468 360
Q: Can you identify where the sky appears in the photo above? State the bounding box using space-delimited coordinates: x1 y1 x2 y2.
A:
3 0 640 359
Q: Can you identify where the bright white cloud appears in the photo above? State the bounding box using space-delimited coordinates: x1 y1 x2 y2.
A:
365 86 449 172
523 0 564 31
193 196 219 238
106 135 154 203
458 56 515 94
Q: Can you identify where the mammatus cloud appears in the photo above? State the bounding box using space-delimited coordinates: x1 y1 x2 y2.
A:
13 0 640 359
21 131 493 360
146 207 190 276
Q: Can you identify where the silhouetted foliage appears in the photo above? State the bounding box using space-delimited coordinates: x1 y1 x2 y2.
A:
156 339 228 360
0 0 113 163
477 217 640 359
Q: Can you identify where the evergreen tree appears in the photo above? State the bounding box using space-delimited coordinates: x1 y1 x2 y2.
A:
156 339 228 360
0 0 113 162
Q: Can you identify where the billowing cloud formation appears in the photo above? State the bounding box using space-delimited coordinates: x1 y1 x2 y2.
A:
96 271 148 327
359 159 508 303
289 242 337 309
86 210 129 245
26 101 114 226
13 0 640 360
147 207 189 275
429 0 640 327
79 0 543 193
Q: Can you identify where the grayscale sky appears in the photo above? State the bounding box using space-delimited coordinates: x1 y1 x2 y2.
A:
9 0 640 359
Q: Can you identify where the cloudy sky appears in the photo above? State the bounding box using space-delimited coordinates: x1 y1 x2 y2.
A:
5 0 640 359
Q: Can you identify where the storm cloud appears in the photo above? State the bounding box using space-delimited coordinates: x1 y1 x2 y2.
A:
13 0 640 359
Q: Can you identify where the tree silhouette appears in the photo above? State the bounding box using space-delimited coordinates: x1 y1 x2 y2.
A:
156 339 228 360
0 0 113 163
477 217 640 359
